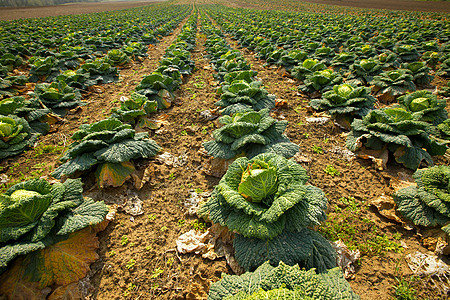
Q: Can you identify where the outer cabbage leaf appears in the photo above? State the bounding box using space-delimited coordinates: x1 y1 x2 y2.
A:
233 229 336 272
208 261 359 300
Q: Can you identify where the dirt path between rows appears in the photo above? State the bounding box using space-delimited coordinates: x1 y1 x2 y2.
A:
0 0 164 21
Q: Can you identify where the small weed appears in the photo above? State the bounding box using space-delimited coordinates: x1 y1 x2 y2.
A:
323 137 329 143
296 122 305 126
151 267 164 279
34 143 66 157
394 277 417 300
303 133 310 138
324 165 340 177
151 283 159 290
126 259 136 269
148 214 157 221
194 188 204 193
120 235 129 246
145 245 152 251
201 127 208 135
180 130 187 136
191 219 207 231
393 232 402 240
160 226 168 232
177 219 185 227
169 173 176 180
108 250 116 257
166 257 174 267
312 145 324 154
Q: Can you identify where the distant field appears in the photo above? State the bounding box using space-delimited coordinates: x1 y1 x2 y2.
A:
0 0 162 21
299 0 450 13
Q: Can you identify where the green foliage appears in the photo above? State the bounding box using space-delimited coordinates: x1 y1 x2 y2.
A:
347 59 382 85
309 83 375 118
32 81 84 114
394 277 417 300
203 109 299 159
111 92 157 124
0 115 39 159
135 72 179 109
291 59 326 81
56 70 89 89
299 69 343 95
215 80 276 115
52 118 161 186
372 69 416 98
394 166 450 231
401 61 434 86
346 108 447 170
208 261 360 300
81 57 119 86
28 56 59 82
0 178 108 272
397 90 447 125
199 153 333 271
106 49 130 66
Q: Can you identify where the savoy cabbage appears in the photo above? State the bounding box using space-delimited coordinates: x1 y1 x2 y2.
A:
203 109 299 160
52 118 161 187
0 115 39 159
0 178 108 273
199 153 335 272
215 80 276 115
346 107 447 170
394 166 450 233
208 261 360 300
397 90 448 126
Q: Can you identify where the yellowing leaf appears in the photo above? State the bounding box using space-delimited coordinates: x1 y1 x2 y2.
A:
48 282 81 300
95 161 135 188
25 227 99 288
0 257 44 300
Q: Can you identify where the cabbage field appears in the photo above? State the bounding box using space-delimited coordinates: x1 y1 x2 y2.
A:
0 0 450 299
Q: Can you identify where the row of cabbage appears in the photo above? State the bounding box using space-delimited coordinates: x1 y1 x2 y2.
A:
197 11 360 299
0 9 200 298
203 4 450 280
0 5 192 161
205 5 450 171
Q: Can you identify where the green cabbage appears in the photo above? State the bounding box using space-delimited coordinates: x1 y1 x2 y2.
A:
199 153 333 271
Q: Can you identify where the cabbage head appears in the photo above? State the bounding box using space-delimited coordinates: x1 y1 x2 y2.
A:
346 107 447 170
398 90 447 125
309 83 375 118
111 92 157 124
106 49 130 66
203 109 299 160
0 178 108 272
199 153 335 272
0 115 39 159
32 81 84 114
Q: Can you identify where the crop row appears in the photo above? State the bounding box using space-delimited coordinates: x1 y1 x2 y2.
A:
204 5 450 171
0 8 200 298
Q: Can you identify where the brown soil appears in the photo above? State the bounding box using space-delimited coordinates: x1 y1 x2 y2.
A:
0 0 163 21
